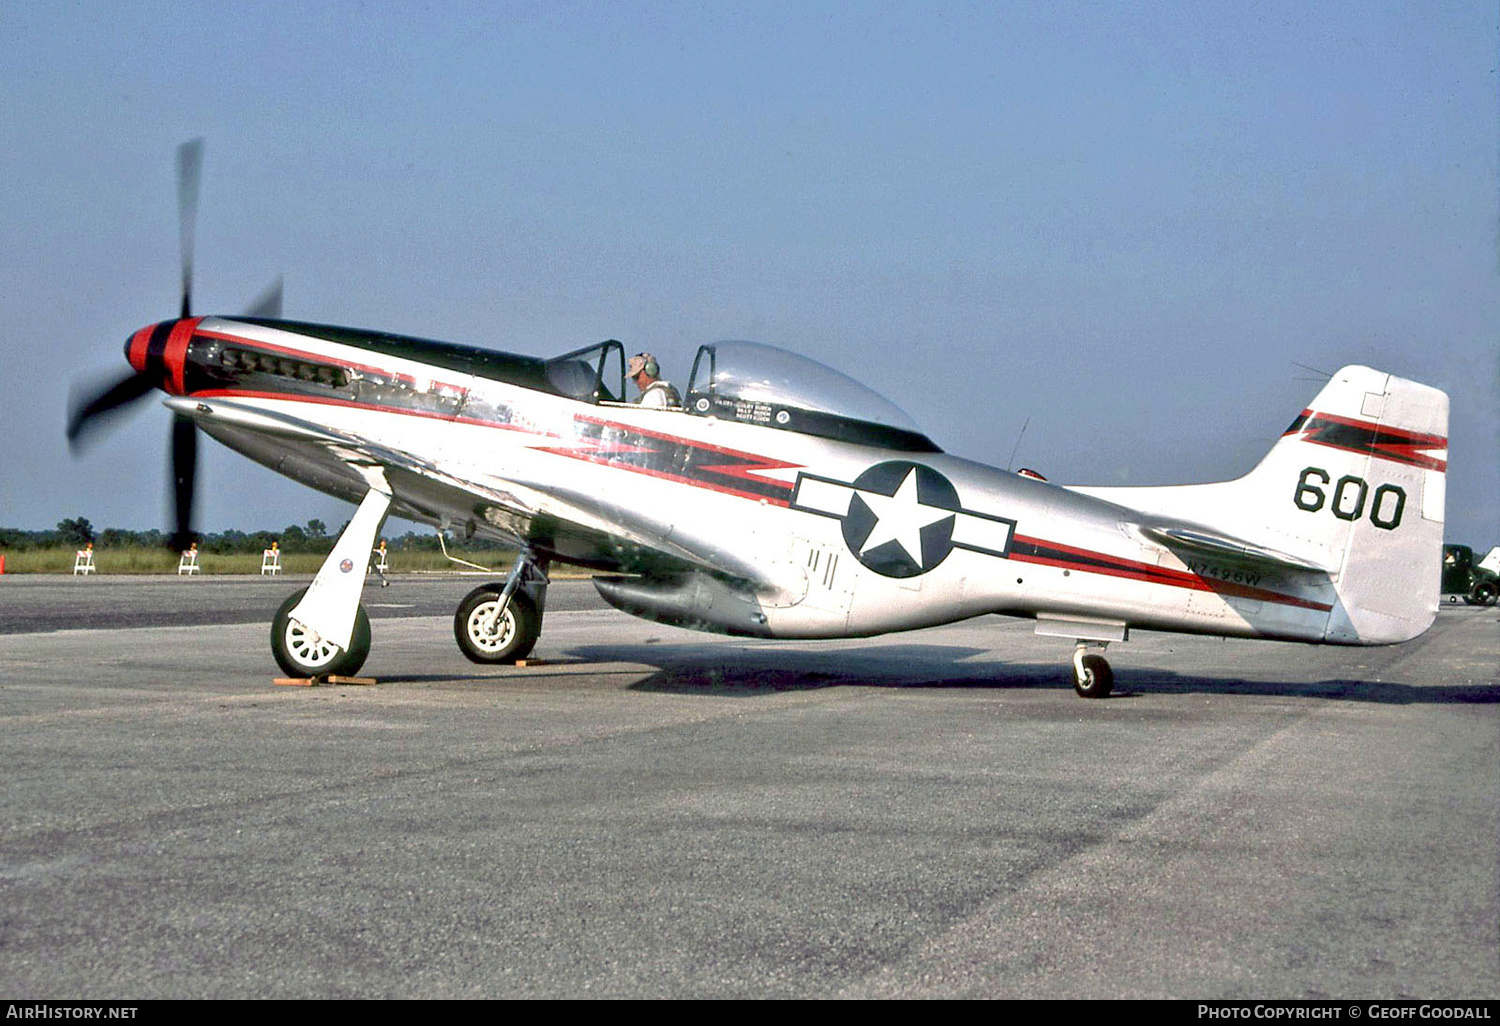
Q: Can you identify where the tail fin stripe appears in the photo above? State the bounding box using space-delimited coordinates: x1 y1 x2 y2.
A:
1286 411 1447 472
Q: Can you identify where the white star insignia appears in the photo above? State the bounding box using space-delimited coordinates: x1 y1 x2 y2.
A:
857 468 952 566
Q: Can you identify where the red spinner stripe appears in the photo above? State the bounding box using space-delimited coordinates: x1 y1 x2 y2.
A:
127 324 155 373
163 317 203 395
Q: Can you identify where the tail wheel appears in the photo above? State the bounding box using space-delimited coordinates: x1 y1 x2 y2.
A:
455 586 540 664
1072 653 1114 699
270 587 371 678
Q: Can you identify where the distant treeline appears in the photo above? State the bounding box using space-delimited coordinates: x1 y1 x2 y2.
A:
0 518 513 554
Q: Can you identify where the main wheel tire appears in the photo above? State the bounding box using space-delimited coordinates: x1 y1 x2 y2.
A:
1073 653 1114 699
270 587 371 678
454 586 540 664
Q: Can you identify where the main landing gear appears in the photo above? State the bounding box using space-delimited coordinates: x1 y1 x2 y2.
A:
270 485 390 679
268 496 554 676
1071 642 1113 699
454 549 550 664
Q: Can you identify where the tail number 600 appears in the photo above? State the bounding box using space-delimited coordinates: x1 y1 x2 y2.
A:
1294 468 1405 530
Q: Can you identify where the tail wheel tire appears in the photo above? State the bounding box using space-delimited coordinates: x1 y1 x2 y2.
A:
1073 653 1114 699
455 586 540 664
271 587 371 678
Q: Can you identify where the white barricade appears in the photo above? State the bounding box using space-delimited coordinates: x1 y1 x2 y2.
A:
73 546 96 575
178 547 200 575
261 546 282 575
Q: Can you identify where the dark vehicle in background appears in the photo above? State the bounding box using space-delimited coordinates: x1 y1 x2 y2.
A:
1441 544 1499 606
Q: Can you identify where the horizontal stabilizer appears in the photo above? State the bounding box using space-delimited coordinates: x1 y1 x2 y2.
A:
1140 524 1332 574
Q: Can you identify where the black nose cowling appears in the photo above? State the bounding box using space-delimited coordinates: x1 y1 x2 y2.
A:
69 315 205 551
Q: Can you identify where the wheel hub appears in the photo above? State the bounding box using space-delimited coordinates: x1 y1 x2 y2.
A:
285 620 340 668
467 601 516 653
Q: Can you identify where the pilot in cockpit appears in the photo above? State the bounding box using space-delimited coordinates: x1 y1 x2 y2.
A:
628 353 682 409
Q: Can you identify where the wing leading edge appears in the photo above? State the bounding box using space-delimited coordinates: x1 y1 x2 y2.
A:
162 395 734 580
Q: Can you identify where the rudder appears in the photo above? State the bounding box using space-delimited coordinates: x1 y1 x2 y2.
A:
1277 366 1448 642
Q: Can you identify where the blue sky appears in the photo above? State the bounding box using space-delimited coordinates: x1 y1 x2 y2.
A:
2 1 1496 545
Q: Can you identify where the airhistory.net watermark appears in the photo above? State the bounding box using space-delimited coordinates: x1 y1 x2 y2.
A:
5 1007 137 1020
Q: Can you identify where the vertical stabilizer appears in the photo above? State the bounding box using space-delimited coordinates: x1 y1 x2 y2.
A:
1288 367 1448 642
1076 366 1448 643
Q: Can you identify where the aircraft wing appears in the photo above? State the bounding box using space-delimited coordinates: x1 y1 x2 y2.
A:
162 396 736 579
165 394 520 514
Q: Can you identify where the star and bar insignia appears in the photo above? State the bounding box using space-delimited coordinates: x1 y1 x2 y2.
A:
791 461 1015 578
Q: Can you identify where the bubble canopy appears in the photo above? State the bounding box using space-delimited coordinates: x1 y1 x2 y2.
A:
686 341 940 453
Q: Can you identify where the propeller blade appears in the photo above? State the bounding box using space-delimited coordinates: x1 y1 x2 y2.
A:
243 275 283 319
66 370 158 451
177 138 203 318
169 414 199 551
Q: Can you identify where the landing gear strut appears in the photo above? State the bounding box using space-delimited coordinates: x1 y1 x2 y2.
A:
454 548 549 664
1071 642 1113 699
270 483 390 678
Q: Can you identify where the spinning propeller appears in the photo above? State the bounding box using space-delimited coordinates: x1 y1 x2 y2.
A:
66 140 282 550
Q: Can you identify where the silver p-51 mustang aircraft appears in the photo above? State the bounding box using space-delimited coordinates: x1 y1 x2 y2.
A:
69 143 1450 697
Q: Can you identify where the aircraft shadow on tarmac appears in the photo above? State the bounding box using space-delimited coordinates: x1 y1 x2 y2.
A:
324 659 1500 704
550 642 1500 705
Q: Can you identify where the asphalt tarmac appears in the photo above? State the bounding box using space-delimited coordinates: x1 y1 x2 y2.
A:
1 574 1495 999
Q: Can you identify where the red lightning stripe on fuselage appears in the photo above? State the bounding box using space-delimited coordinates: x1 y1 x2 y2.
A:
531 415 803 506
1010 534 1332 612
528 438 657 459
